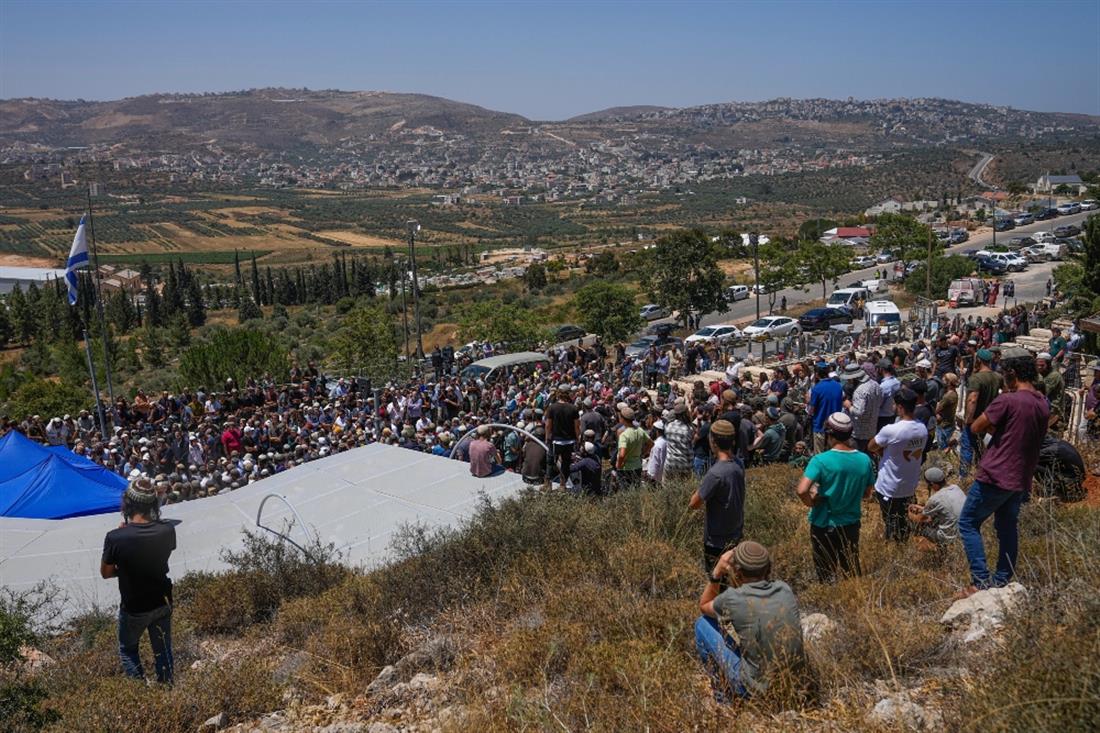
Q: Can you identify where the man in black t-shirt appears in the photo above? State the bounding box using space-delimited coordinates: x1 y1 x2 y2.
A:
102 477 177 684
933 334 959 378
544 386 581 491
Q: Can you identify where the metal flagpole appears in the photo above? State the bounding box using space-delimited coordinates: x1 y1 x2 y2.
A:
82 328 107 440
84 184 116 414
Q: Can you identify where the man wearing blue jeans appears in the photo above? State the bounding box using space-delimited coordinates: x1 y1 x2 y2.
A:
959 349 1002 478
695 541 805 700
102 477 177 684
957 349 1047 596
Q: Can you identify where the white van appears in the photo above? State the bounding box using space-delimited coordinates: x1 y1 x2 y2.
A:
864 300 902 332
827 287 870 313
948 277 985 306
461 351 551 384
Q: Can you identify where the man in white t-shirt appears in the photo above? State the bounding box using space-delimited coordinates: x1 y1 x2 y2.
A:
645 420 668 484
870 387 927 542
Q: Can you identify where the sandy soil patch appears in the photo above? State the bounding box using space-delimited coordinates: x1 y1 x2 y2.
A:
316 230 405 248
0 207 68 222
0 253 57 267
211 206 289 217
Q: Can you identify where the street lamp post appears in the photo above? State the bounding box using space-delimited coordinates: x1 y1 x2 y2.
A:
406 220 424 361
750 232 760 321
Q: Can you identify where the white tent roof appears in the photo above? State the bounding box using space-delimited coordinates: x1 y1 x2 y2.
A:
0 443 525 619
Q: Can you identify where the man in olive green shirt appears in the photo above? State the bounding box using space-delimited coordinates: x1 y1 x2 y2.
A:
960 350 1002 479
615 406 651 488
1037 353 1064 429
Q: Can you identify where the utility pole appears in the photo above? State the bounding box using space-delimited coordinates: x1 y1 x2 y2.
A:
85 182 116 412
750 232 760 321
398 257 410 363
406 220 423 361
925 224 933 299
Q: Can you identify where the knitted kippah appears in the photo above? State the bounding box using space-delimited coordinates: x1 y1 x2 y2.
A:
733 541 770 574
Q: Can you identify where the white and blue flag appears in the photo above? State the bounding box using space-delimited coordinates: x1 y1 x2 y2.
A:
65 214 90 305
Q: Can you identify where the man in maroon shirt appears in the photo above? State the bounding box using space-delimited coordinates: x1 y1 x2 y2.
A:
957 348 1048 595
468 425 501 478
220 419 243 457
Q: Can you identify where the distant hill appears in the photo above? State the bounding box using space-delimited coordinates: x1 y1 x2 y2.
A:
0 89 528 150
565 105 672 122
2 90 1097 156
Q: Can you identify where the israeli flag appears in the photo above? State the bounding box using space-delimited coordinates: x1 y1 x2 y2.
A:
65 214 90 305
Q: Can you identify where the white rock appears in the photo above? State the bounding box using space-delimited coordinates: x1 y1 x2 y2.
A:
870 692 944 730
366 665 398 694
408 673 441 693
19 646 55 672
199 712 229 731
800 612 836 643
940 583 1027 643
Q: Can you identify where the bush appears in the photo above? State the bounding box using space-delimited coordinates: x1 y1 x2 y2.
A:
2 378 90 423
904 255 977 297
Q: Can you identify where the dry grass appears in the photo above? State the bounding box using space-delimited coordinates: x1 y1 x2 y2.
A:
6 462 1099 731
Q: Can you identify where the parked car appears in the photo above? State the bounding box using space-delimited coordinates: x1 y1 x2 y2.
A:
1034 231 1056 243
875 250 896 263
1054 224 1080 238
798 307 853 331
1056 202 1081 215
742 316 801 339
1003 252 1028 271
852 255 877 268
1034 242 1068 260
1007 236 1037 249
994 218 1016 231
624 335 683 358
1019 246 1049 263
948 228 969 243
974 256 1008 276
725 284 750 301
1013 212 1034 226
639 304 669 321
685 324 743 345
1081 199 1098 211
750 283 777 295
646 321 676 338
1035 207 1059 220
552 324 587 343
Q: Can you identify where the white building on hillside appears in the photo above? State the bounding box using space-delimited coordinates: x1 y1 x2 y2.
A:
0 266 67 296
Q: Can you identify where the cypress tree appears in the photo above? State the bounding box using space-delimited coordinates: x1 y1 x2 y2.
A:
250 252 261 305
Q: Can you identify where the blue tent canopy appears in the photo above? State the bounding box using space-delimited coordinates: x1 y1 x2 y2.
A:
0 431 126 519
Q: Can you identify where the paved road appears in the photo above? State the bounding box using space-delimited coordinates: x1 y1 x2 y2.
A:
967 152 995 188
699 209 1094 330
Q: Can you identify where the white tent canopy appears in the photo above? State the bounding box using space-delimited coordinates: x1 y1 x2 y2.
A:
0 443 525 619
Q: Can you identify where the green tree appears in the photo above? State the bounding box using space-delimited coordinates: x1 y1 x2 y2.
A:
587 251 620 276
796 240 852 299
757 242 801 314
642 229 726 325
179 328 289 388
7 285 33 344
573 281 644 343
0 299 10 348
140 326 165 368
238 296 262 323
1082 214 1100 294
798 218 837 243
2 378 90 421
331 304 400 381
458 300 547 350
903 255 977 298
524 262 548 291
869 213 939 264
186 279 206 328
144 282 162 328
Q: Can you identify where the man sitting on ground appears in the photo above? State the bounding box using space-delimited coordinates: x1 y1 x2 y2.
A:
907 466 966 551
695 541 805 701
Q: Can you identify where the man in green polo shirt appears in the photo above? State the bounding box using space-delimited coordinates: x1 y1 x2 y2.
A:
795 412 875 582
615 406 651 489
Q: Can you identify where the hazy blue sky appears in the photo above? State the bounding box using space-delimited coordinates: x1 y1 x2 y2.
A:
2 0 1098 119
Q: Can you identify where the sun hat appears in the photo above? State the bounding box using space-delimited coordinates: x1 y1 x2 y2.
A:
840 364 866 381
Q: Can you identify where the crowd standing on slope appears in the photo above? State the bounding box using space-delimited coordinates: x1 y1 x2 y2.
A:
3 306 1095 695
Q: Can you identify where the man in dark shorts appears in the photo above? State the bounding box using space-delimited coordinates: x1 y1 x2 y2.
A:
101 477 177 684
689 419 745 576
544 386 581 491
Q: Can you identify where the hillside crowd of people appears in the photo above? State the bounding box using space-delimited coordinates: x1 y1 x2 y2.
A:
4 302 1095 697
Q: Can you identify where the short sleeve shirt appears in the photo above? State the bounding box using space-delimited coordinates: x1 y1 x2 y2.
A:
617 427 648 470
697 459 745 548
873 419 929 498
977 390 1049 492
804 449 874 527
